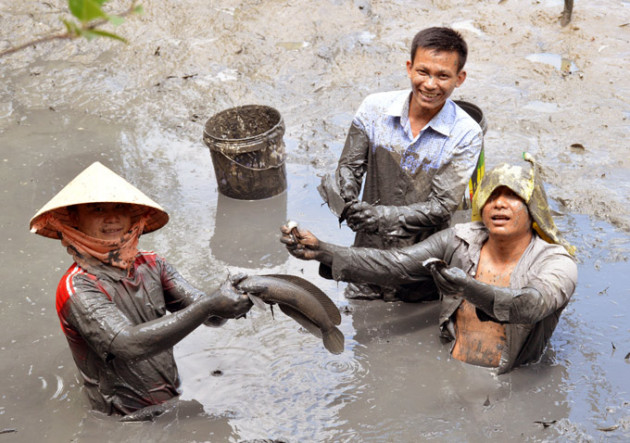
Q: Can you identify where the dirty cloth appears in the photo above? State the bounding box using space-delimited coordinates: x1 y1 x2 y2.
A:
330 222 578 374
56 252 208 414
330 90 483 245
36 212 147 270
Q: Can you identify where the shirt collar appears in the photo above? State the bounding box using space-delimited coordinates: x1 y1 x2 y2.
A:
454 221 488 269
386 91 456 137
454 222 547 272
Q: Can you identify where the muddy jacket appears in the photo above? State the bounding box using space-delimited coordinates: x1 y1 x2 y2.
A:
56 252 207 414
337 90 483 249
329 222 578 373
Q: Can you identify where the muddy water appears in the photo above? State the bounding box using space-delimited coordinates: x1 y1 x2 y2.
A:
1 0 629 441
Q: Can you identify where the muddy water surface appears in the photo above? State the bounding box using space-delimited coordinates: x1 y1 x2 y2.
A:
1 0 629 441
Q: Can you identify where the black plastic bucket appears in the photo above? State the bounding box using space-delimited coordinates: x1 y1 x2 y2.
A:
203 105 287 200
454 100 488 135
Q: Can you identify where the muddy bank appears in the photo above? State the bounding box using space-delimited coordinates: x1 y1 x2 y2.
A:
2 0 629 229
1 0 629 441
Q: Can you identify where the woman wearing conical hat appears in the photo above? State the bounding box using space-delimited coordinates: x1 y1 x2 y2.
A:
30 162 252 417
281 154 578 374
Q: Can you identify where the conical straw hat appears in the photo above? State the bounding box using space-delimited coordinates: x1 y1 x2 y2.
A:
30 162 169 239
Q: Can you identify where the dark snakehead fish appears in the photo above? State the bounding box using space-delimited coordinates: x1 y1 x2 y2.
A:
237 274 344 355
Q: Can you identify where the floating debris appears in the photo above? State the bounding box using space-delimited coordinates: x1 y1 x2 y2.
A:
483 395 491 406
570 143 586 151
526 53 579 74
276 41 310 50
452 20 484 36
534 420 557 428
597 424 619 432
560 57 572 76
523 101 558 113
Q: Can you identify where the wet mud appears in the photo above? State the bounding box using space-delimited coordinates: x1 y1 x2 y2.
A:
1 0 629 441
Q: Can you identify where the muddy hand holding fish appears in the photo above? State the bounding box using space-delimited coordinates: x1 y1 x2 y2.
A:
422 257 448 272
236 274 345 355
286 220 299 244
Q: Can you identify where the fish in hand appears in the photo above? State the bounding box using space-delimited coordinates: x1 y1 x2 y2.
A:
236 274 345 355
422 257 447 271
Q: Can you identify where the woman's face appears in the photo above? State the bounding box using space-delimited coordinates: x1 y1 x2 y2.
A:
73 203 133 241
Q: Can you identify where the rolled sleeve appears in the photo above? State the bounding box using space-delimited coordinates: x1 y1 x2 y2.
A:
526 253 578 315
493 253 578 324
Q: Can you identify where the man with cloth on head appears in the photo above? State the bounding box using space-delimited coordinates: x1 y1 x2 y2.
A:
284 155 577 373
30 162 252 416
319 26 484 302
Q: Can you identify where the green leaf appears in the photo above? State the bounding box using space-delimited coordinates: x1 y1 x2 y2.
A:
61 18 81 36
108 15 124 26
134 5 144 14
62 18 74 33
83 28 128 43
68 0 107 23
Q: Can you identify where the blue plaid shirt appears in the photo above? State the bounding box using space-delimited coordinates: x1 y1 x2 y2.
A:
355 90 480 175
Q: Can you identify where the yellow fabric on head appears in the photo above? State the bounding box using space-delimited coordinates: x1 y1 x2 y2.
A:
472 154 576 256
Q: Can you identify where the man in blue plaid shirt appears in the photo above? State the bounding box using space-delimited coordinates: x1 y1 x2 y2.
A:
320 27 484 302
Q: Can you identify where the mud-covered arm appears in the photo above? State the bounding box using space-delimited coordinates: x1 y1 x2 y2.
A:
431 253 577 323
336 122 370 201
320 228 454 286
161 261 229 327
374 133 482 237
60 276 251 363
107 278 250 361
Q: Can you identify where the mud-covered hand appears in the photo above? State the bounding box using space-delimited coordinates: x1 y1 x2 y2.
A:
280 224 321 260
338 169 360 202
346 201 380 233
430 265 500 316
208 276 253 319
205 273 249 326
429 264 468 296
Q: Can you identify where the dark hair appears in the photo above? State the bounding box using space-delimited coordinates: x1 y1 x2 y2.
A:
410 27 468 72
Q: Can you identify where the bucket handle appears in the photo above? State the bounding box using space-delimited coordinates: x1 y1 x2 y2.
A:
212 146 286 172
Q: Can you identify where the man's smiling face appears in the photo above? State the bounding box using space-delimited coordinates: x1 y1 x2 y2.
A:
406 47 466 117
